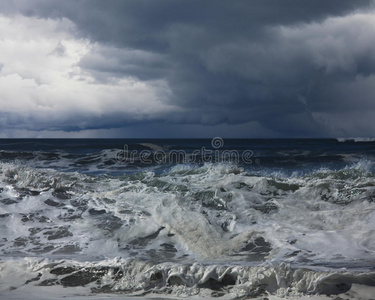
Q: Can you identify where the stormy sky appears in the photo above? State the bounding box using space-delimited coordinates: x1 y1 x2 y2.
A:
0 0 375 138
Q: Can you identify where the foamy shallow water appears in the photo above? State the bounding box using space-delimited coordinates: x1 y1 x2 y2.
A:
1 139 375 299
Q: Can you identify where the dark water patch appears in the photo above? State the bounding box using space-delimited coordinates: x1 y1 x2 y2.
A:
285 250 302 258
38 279 60 286
198 274 237 290
16 188 41 197
246 285 269 298
0 198 18 205
94 197 114 205
147 248 177 261
52 188 72 200
30 244 56 254
118 209 134 215
234 181 253 191
140 210 152 217
21 213 51 223
315 182 357 205
70 199 88 210
0 151 36 161
44 226 73 240
89 208 106 215
130 227 165 247
161 243 178 253
28 227 44 235
44 198 64 207
235 237 272 261
267 180 300 192
60 270 100 287
193 190 215 202
48 266 125 288
148 178 189 193
253 202 278 214
25 273 42 284
150 271 163 281
13 237 28 247
192 190 228 211
50 266 77 276
88 210 123 232
58 208 83 221
52 244 81 254
75 155 102 165
167 275 184 286
258 180 300 197
97 214 123 232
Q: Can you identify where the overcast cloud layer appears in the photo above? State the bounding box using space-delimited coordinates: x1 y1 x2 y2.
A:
0 0 374 138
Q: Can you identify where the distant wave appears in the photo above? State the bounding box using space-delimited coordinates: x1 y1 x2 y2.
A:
138 143 165 151
336 137 375 142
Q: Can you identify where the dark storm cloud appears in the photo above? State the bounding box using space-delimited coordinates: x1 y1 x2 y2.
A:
79 46 170 82
1 0 375 137
9 0 369 46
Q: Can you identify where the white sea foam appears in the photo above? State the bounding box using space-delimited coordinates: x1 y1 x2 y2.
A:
1 160 375 298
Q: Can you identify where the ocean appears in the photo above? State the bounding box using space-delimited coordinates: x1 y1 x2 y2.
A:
1 138 375 300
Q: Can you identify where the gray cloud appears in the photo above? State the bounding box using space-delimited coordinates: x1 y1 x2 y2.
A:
0 0 375 137
79 45 170 82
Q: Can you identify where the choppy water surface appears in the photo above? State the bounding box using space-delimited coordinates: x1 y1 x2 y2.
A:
1 139 375 299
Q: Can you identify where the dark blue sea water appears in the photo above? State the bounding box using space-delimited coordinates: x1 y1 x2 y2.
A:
1 138 375 299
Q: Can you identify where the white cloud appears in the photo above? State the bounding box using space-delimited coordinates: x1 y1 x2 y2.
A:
0 14 177 132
